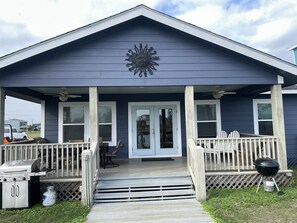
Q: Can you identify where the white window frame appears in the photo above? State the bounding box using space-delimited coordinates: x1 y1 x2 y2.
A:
99 102 117 146
58 101 117 146
195 100 222 138
58 102 89 143
253 99 272 135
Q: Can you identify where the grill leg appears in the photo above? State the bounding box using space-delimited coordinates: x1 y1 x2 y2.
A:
256 176 263 193
272 177 280 192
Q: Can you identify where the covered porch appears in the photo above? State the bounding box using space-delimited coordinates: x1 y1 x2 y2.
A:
0 84 292 205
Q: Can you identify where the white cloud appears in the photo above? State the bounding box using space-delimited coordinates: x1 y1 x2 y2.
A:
176 0 297 62
1 0 297 122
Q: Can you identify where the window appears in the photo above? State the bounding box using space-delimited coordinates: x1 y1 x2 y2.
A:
195 100 221 138
253 99 273 135
59 102 117 145
61 104 87 142
99 102 117 146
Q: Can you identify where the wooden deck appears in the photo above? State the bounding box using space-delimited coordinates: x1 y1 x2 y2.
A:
99 157 189 179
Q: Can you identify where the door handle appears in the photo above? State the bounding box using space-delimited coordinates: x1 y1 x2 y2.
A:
16 185 19 197
11 185 15 197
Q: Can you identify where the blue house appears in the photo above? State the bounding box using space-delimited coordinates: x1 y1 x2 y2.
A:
0 5 297 205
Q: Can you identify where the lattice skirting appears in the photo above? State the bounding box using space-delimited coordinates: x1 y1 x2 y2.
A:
40 181 82 201
205 171 293 190
288 157 297 167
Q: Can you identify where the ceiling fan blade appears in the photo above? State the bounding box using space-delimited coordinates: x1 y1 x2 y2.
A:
68 95 82 98
224 92 236 95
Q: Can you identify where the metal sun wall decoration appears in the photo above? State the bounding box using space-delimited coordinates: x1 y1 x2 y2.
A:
126 43 159 77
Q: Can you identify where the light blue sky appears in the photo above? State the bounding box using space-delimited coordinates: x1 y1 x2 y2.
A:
1 0 297 123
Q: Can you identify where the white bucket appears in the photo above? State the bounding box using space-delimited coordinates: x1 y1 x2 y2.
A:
263 180 274 192
42 186 57 207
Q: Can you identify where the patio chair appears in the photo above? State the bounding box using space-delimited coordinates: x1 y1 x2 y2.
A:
223 130 240 152
101 139 123 169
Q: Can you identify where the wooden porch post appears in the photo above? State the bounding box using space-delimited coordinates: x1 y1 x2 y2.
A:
0 88 5 146
89 87 99 144
184 86 195 169
270 85 287 170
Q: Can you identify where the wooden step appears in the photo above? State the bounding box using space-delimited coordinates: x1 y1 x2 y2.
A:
94 189 195 203
96 176 193 189
94 174 195 203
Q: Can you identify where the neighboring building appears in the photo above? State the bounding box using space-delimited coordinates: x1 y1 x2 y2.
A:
4 119 28 131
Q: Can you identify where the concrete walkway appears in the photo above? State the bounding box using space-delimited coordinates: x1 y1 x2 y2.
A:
86 199 214 223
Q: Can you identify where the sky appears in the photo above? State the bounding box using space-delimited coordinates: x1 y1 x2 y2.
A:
1 0 297 123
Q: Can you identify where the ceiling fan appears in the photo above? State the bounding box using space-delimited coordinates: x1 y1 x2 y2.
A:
211 86 236 99
50 88 82 102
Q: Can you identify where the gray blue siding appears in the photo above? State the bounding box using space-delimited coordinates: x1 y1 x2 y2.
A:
283 95 297 162
0 18 278 87
44 93 297 163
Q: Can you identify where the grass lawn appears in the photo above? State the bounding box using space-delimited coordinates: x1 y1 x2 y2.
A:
27 131 41 139
0 201 90 223
202 167 297 223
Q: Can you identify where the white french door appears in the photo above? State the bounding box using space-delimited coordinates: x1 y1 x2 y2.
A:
129 102 181 158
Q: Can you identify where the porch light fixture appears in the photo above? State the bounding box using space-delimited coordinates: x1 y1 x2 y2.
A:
212 91 224 99
126 43 159 77
59 95 68 102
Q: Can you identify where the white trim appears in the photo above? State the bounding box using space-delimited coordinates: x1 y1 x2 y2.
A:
288 45 297 51
195 100 222 138
99 101 117 146
40 100 45 138
277 75 284 84
58 101 117 146
282 89 297 94
252 99 271 134
58 102 89 143
1 5 297 77
128 101 182 158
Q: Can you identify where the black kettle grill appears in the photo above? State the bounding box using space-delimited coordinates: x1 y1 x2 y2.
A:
254 158 283 194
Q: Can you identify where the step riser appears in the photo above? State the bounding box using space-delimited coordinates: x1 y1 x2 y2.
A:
94 175 195 203
97 185 193 193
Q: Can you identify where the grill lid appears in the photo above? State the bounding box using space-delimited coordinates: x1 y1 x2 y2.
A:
0 159 40 173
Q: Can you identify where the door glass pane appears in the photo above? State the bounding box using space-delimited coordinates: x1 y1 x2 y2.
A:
197 104 216 121
63 125 84 142
197 122 216 138
259 121 273 135
63 106 84 124
258 103 272 119
136 109 150 149
159 108 173 149
99 125 112 141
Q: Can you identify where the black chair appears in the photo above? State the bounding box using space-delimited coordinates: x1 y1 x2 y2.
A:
100 139 123 168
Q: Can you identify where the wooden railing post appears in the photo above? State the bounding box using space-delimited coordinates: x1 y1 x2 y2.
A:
188 139 206 201
81 149 93 206
185 86 195 170
271 85 287 170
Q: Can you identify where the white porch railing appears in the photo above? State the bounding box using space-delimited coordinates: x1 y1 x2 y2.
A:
196 136 279 172
0 142 90 178
188 138 206 201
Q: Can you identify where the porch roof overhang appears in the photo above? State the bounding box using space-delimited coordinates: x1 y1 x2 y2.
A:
0 5 297 88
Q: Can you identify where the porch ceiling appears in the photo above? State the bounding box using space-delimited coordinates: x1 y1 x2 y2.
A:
29 85 247 95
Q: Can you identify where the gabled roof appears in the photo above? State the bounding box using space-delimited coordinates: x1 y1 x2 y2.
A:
1 4 297 77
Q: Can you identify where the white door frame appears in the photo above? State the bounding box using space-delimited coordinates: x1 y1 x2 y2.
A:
128 101 182 158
